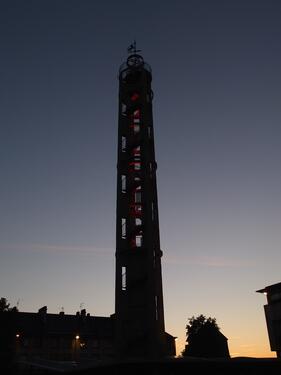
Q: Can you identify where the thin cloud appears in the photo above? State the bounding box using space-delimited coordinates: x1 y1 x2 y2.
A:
163 254 255 268
0 243 113 256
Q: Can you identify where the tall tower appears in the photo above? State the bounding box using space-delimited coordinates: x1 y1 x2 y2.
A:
115 48 166 359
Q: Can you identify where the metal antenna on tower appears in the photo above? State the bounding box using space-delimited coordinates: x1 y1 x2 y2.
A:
127 40 141 55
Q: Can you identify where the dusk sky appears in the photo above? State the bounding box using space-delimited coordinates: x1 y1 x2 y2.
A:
1 0 281 357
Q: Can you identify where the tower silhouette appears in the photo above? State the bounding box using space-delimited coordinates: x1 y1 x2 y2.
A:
115 50 167 359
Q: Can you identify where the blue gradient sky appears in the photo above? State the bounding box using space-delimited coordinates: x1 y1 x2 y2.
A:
1 0 281 357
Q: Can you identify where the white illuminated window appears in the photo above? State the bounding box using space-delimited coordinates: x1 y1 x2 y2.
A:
135 218 142 226
121 175 126 193
122 266 127 291
135 235 142 247
121 218 126 239
121 136 126 152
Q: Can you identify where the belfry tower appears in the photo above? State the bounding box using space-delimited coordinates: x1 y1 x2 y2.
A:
115 47 167 359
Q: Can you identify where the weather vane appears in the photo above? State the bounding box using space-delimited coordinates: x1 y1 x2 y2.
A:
127 40 141 55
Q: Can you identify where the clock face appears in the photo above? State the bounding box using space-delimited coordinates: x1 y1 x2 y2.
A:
127 54 144 68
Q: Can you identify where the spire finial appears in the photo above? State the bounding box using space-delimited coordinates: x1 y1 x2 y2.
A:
127 40 141 55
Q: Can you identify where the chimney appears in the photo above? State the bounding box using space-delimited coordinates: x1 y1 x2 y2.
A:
81 309 86 316
38 306 47 314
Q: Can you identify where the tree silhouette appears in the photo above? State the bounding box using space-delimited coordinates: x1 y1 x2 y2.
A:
185 314 219 340
182 314 230 358
0 298 18 313
0 297 11 312
0 298 19 373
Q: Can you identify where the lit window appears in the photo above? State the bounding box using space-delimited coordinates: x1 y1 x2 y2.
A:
129 161 141 171
121 218 126 239
135 191 141 203
121 136 126 152
130 204 142 217
134 125 140 134
131 93 139 101
122 266 127 290
134 162 141 170
135 218 142 226
121 175 126 193
132 146 141 157
136 235 142 247
133 109 140 119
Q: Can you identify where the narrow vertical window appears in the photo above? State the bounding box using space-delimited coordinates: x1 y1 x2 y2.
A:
135 190 141 203
131 93 139 101
135 218 142 226
133 109 140 119
155 296 158 320
132 146 141 157
121 103 127 115
136 235 142 247
122 267 127 291
148 127 151 139
121 218 126 239
121 175 126 193
134 124 140 134
121 136 126 152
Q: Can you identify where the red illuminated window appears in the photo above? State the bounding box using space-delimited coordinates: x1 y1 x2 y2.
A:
129 204 142 217
132 146 140 156
133 109 140 119
131 93 140 101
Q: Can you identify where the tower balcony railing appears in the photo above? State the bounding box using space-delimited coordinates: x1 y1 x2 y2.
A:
119 61 152 79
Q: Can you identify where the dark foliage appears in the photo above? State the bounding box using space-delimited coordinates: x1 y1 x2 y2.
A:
182 314 229 358
0 298 19 373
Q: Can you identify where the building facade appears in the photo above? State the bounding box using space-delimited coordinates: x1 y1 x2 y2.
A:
1 307 114 363
257 282 281 358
